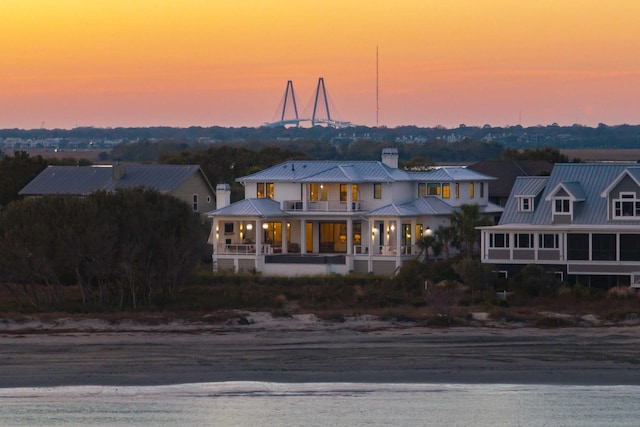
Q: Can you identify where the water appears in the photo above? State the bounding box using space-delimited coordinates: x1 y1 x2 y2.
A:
1 382 638 426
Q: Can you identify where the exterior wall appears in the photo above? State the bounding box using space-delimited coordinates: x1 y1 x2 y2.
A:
372 260 397 275
216 258 235 272
553 214 571 224
353 260 368 274
238 258 256 273
172 172 215 214
608 175 640 218
274 182 302 202
390 182 414 204
261 262 348 276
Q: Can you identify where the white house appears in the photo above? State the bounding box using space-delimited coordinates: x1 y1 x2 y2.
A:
479 162 640 288
208 148 502 276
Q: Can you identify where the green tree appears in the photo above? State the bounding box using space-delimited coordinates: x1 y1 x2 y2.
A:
0 189 205 310
0 151 48 207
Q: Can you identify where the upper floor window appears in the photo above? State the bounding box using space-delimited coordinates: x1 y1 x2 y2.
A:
554 198 571 214
455 183 459 199
469 183 475 198
427 183 440 196
374 183 382 199
418 183 426 197
480 182 485 198
309 183 327 201
257 182 274 199
613 192 640 218
442 183 450 199
192 194 198 211
340 184 358 202
519 197 533 212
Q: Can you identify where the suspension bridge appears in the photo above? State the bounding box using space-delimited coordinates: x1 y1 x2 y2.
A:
264 78 351 128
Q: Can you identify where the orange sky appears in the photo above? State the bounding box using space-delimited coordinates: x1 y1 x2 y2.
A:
1 0 639 129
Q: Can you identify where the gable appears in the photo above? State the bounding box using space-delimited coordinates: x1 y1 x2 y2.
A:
609 174 640 199
554 188 569 197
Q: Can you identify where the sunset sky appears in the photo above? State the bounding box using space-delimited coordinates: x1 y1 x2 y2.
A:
1 1 639 129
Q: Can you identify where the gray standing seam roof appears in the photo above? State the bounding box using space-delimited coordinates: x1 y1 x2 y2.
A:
237 161 494 183
499 163 640 226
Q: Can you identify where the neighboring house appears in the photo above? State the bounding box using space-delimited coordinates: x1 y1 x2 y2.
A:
19 164 215 215
479 162 640 288
208 148 502 276
467 159 553 207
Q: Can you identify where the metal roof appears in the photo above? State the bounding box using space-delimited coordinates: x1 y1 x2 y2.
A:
367 197 453 217
206 198 286 218
19 164 209 196
238 161 494 184
499 163 640 226
512 176 549 198
367 196 502 218
410 167 496 182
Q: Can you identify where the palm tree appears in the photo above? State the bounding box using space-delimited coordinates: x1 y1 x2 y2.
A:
435 225 454 260
449 203 492 258
417 234 437 262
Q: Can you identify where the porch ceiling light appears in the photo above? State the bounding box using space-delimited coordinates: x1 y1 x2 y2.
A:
390 224 395 231
262 223 269 229
246 223 253 231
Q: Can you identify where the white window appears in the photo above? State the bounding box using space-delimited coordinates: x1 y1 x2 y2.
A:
519 197 533 212
514 233 534 248
489 233 509 248
613 192 640 218
553 198 571 214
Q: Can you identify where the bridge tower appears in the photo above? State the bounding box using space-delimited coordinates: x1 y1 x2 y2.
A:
311 77 331 126
280 80 299 126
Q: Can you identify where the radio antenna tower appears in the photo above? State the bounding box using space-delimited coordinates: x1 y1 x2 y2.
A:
376 46 379 127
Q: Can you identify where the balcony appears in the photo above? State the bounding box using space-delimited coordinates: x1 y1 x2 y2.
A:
282 200 362 212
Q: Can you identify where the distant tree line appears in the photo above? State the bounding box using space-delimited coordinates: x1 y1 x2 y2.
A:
0 189 205 311
2 123 640 147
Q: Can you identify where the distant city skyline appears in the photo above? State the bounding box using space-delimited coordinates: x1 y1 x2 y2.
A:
1 1 639 130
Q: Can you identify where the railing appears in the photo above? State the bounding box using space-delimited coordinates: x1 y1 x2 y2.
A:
216 243 272 254
353 245 418 256
282 200 362 212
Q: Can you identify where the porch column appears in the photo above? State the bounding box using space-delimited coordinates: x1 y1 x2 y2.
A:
410 218 416 255
301 219 307 254
396 218 402 257
212 218 218 254
347 218 353 255
302 183 308 211
255 219 263 255
369 218 375 273
282 220 288 253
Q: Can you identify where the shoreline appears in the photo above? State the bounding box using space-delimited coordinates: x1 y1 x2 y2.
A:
2 313 640 388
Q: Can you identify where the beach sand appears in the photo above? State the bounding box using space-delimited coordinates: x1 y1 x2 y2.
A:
1 313 640 388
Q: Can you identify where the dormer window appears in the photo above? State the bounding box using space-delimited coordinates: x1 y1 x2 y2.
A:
613 192 640 218
554 198 571 214
518 197 533 212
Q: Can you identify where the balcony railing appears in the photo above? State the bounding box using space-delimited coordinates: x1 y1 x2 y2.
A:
216 243 273 254
353 245 418 256
282 200 362 212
